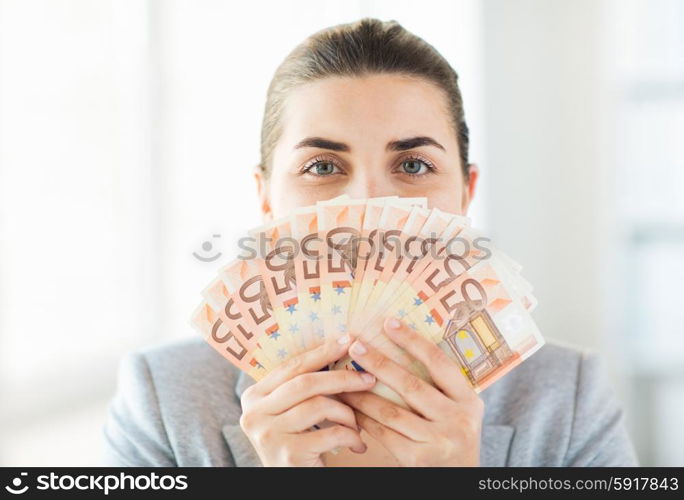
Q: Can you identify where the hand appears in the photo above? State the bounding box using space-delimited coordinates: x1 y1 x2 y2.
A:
239 335 377 466
337 317 484 467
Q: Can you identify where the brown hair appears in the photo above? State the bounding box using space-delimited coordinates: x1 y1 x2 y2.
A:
258 17 470 180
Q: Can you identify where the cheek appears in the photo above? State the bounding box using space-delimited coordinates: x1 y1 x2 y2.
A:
267 175 342 219
426 191 464 214
390 175 465 214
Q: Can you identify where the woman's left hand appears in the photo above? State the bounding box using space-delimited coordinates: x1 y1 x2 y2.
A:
337 316 485 467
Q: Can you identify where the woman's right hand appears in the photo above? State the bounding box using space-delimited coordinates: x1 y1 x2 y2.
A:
239 334 377 466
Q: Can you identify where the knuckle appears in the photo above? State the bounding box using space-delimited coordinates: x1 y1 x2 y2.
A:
372 352 390 371
239 411 257 432
379 403 401 421
241 384 258 405
310 395 330 413
254 425 274 447
342 404 356 422
280 445 297 465
402 372 424 393
434 435 455 459
241 384 255 400
427 344 449 366
290 373 311 393
470 395 485 414
328 424 348 440
454 412 482 438
368 417 385 436
283 354 304 373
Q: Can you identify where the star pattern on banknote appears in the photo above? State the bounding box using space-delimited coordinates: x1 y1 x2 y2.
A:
287 304 297 314
270 331 281 340
277 349 287 359
413 297 423 305
309 312 319 322
311 292 321 301
398 308 407 317
331 305 342 314
288 323 299 333
425 314 435 325
335 286 346 295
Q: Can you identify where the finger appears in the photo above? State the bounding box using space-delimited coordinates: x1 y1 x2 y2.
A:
277 395 358 433
337 391 430 442
301 424 367 455
262 369 376 414
254 334 352 396
383 317 477 402
354 410 409 456
348 338 445 420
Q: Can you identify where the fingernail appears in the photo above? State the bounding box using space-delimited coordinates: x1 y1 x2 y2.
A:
386 317 401 330
350 340 367 356
337 334 350 345
360 372 375 384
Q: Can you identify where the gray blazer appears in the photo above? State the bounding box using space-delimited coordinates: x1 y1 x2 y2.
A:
101 337 639 467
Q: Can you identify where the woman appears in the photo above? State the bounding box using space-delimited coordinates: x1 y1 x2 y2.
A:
102 18 638 467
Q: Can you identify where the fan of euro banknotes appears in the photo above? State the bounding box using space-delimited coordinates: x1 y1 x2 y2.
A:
191 195 545 406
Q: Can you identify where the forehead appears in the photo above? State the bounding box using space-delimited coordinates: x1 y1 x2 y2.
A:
278 74 456 150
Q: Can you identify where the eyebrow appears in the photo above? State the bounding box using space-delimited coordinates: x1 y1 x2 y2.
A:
293 136 446 153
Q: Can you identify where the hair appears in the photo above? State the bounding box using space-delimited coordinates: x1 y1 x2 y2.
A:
258 17 471 181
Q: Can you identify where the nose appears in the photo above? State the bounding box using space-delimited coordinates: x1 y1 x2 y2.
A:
343 170 392 199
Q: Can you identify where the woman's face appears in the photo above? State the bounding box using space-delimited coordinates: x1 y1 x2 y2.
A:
256 73 478 220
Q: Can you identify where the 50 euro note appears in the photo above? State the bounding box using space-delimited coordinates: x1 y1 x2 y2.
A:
190 300 268 380
379 221 495 328
349 197 427 329
316 197 366 339
249 217 309 355
347 197 394 327
332 217 497 406
357 208 472 336
356 204 455 330
349 202 412 331
290 206 325 346
220 258 293 363
401 256 545 393
201 276 273 369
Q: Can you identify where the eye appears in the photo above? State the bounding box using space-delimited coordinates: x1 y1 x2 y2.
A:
301 156 343 177
396 155 435 177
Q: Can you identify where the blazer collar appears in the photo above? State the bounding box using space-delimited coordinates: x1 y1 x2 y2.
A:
225 370 515 467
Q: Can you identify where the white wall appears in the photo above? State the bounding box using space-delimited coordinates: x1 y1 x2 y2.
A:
0 0 486 465
480 0 684 465
482 0 609 352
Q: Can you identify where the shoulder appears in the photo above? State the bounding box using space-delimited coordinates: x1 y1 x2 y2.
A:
103 336 244 466
482 338 590 410
119 335 245 425
132 336 242 397
481 338 639 466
